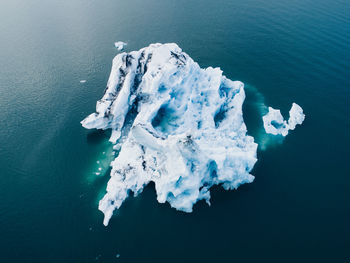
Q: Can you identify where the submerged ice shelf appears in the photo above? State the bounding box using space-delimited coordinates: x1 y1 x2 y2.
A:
81 43 303 226
263 103 305 136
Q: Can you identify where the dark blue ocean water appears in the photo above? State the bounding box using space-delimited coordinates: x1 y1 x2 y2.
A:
0 0 349 262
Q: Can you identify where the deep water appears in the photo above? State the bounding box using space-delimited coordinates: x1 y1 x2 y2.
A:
0 0 349 262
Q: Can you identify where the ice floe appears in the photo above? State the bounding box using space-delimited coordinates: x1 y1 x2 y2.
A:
263 103 305 136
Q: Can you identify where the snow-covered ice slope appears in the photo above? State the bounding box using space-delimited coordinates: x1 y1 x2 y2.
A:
263 103 305 136
82 43 258 225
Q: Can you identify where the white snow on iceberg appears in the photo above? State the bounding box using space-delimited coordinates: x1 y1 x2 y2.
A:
81 43 258 226
262 103 305 136
114 41 127 51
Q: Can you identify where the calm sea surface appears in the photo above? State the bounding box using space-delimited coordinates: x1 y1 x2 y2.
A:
0 0 349 262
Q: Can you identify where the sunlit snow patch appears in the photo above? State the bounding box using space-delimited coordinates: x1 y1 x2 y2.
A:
81 43 258 225
263 103 305 136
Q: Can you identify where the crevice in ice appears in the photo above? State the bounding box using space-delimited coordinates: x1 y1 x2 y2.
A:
114 96 140 146
214 105 227 128
271 120 285 129
151 104 179 134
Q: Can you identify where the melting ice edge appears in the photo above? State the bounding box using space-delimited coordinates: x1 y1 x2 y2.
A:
81 43 304 225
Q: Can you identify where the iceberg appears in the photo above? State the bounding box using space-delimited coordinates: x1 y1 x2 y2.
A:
262 103 305 136
81 43 258 225
114 41 127 51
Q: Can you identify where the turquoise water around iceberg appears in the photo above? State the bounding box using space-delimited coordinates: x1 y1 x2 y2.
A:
0 0 349 262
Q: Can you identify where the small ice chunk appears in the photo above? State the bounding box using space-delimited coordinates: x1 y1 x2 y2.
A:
80 80 87 83
114 41 127 51
288 103 305 130
263 103 305 136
